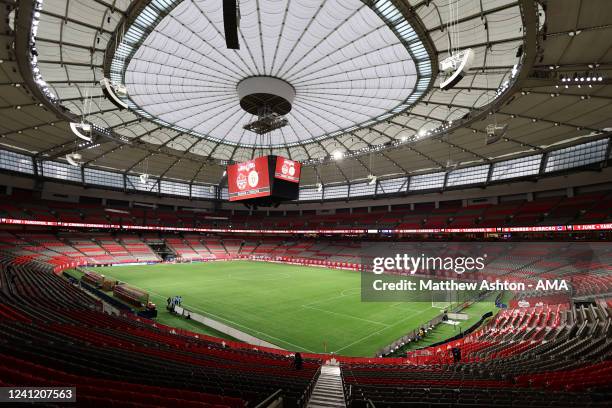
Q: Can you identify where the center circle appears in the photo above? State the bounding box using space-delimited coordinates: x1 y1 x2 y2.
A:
237 76 296 116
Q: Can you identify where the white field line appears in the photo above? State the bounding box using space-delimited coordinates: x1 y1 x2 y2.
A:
302 287 360 308
333 308 431 353
132 286 316 353
301 304 389 327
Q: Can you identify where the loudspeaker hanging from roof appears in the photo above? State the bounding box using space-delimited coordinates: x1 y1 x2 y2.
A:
223 0 240 49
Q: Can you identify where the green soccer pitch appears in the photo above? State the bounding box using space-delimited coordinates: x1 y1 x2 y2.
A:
94 260 497 356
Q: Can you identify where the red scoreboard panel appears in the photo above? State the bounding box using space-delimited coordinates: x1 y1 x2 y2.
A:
227 156 271 201
274 157 301 183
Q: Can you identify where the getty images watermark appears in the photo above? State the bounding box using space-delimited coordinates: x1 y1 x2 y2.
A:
360 243 575 302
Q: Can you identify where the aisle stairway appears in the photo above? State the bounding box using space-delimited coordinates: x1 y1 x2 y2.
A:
307 364 346 408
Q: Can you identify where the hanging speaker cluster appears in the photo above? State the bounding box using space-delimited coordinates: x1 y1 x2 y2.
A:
100 78 128 110
66 153 83 167
223 0 240 49
439 49 475 91
69 122 93 142
485 123 508 145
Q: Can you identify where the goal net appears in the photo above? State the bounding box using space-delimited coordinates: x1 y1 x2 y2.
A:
432 290 453 309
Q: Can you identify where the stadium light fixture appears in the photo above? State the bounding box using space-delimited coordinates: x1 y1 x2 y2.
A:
332 150 344 160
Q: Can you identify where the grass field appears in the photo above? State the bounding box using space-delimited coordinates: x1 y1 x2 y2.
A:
95 261 497 356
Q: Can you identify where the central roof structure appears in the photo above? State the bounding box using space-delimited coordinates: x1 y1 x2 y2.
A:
123 0 425 148
3 0 610 188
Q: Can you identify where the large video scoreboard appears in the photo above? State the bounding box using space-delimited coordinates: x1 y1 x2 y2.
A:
227 156 301 203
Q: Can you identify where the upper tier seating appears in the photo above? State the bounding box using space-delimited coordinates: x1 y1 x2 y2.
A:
1 190 611 231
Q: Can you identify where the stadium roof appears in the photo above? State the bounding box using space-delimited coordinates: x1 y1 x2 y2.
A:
0 0 611 186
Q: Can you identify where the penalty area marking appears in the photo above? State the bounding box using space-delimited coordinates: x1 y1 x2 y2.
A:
301 304 389 327
227 272 292 281
333 307 431 354
302 287 360 308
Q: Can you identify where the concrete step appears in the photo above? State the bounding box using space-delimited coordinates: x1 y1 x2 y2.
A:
307 364 346 408
309 397 346 405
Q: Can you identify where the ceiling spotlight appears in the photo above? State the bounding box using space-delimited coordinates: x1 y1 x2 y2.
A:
139 173 149 184
332 150 344 160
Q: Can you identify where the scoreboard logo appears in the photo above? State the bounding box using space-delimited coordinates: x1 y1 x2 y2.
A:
237 173 247 190
248 170 259 188
282 161 296 176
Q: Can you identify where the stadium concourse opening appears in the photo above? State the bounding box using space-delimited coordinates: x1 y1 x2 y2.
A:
0 0 611 407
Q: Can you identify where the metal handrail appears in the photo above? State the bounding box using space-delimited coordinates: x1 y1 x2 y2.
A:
254 389 283 408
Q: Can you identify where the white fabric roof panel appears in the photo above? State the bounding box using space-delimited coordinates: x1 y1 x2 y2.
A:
25 0 584 186
123 0 421 147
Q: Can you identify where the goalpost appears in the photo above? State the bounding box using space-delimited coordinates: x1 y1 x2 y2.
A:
432 289 453 309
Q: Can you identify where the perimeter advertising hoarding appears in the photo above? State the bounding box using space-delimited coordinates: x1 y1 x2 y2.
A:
227 156 271 201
